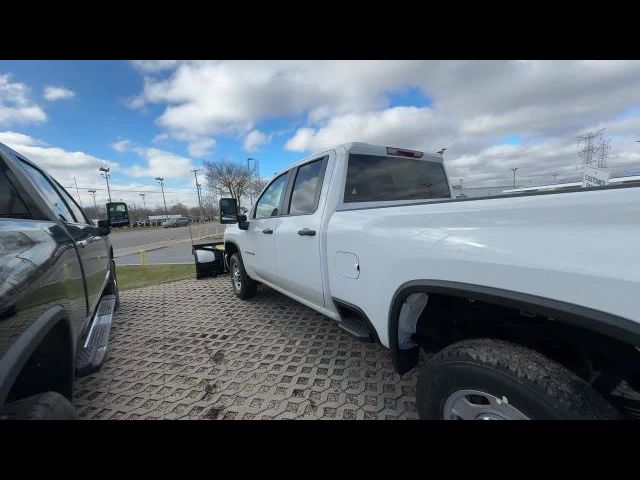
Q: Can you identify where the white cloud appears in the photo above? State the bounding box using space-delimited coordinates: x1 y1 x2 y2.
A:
43 85 75 101
243 129 271 152
152 132 169 143
131 60 179 73
112 138 195 180
129 60 640 186
111 139 132 152
285 106 436 153
0 130 118 188
187 137 216 158
0 74 47 125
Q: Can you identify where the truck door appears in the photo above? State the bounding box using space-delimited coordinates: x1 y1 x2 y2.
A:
54 182 110 315
18 159 110 318
273 154 329 308
242 171 291 283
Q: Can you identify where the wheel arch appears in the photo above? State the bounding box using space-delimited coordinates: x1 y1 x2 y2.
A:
0 306 74 407
388 280 640 374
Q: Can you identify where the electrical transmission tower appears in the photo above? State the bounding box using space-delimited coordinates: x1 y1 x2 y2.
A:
577 128 606 168
597 137 610 168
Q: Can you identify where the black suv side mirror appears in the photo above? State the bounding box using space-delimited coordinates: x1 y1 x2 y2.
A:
106 202 130 228
219 198 239 224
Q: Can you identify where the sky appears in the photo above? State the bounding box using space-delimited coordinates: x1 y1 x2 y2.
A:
1 60 640 210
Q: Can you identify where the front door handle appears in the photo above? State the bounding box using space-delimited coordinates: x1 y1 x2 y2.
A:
262 228 273 234
297 228 316 236
77 240 88 248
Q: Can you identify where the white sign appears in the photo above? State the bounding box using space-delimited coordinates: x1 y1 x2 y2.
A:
582 165 610 188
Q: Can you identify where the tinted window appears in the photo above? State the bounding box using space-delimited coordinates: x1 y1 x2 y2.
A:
54 180 88 224
344 154 450 203
254 173 289 219
19 160 77 223
0 164 31 218
288 158 325 215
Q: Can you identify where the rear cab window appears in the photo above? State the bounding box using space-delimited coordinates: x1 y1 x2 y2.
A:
344 154 450 203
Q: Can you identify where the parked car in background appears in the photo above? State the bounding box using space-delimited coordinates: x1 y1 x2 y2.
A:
163 216 189 228
0 141 130 419
221 142 640 420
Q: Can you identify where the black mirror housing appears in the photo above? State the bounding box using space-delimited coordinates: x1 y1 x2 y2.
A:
238 214 249 230
106 202 130 227
219 198 240 224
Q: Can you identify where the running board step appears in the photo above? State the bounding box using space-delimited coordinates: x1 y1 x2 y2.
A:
337 316 373 342
75 295 116 377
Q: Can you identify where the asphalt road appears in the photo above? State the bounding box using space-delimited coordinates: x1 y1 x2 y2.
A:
116 241 201 265
111 221 224 265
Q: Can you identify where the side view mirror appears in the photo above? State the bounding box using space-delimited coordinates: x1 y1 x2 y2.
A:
106 202 130 228
219 197 239 224
96 219 111 235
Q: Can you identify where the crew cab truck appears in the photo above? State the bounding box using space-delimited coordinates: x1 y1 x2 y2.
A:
221 142 640 420
0 142 129 420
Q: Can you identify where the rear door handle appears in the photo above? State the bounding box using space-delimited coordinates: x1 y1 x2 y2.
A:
298 228 316 236
262 228 273 234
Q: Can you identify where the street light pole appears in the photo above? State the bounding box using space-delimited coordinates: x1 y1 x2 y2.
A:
155 177 169 220
99 167 112 202
510 167 519 189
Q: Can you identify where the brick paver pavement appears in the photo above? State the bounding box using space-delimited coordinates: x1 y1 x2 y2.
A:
74 276 421 420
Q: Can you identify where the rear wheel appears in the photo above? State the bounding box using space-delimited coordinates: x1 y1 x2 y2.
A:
229 253 257 300
417 338 620 420
0 392 77 420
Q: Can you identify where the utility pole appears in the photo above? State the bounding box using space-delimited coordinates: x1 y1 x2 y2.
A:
551 173 559 183
99 167 112 202
459 178 463 189
88 189 98 213
510 167 519 189
155 177 169 220
191 168 205 220
139 193 147 210
73 177 83 207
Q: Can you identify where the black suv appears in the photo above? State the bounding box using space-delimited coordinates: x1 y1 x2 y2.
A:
0 142 129 420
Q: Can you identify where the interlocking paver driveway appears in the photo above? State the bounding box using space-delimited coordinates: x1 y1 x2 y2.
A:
73 276 420 419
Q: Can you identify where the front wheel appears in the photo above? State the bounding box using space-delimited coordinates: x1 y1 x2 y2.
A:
229 253 257 300
416 338 620 420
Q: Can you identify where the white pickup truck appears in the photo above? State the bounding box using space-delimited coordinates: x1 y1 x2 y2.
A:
220 142 640 420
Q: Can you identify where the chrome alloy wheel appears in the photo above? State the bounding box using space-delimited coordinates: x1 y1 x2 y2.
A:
443 389 529 420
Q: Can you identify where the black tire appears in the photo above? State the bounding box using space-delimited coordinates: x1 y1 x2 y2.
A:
104 257 120 310
229 253 257 300
0 392 77 420
417 338 620 420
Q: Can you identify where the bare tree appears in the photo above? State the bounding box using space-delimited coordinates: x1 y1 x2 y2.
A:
204 159 253 209
251 177 269 199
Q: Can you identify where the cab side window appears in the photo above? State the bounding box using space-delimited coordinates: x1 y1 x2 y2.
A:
0 162 32 219
254 172 289 219
54 179 89 224
288 158 326 215
19 160 77 223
